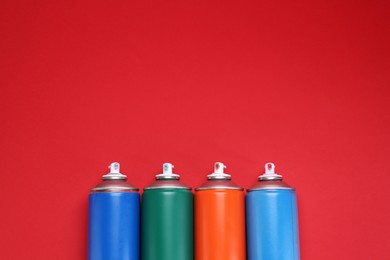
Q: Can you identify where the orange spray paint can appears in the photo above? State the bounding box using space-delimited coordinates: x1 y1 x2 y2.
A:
195 162 246 260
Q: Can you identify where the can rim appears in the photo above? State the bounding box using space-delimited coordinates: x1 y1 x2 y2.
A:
91 186 139 191
247 187 294 191
144 186 192 190
195 186 244 191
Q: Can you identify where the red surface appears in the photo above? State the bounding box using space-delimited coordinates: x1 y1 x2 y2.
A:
0 0 389 259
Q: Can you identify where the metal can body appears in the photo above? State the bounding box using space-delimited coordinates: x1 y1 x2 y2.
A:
246 163 300 260
88 162 140 260
88 192 140 260
141 188 193 260
195 189 246 260
246 189 299 260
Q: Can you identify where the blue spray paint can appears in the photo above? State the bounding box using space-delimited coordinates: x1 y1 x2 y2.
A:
246 163 300 260
88 162 140 260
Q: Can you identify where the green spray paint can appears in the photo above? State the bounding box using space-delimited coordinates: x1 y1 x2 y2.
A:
142 163 193 260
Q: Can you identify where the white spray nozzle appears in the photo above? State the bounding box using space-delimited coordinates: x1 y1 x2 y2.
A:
259 162 282 181
156 163 180 179
207 162 231 179
164 163 174 174
102 162 127 180
110 162 120 173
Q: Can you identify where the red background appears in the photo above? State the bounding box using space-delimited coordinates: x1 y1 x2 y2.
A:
1 0 389 259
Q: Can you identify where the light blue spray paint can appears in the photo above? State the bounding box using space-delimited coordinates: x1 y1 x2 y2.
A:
246 163 300 260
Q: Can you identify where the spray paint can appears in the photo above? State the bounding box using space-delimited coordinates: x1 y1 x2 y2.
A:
246 163 300 260
195 162 246 260
88 162 140 260
142 163 193 260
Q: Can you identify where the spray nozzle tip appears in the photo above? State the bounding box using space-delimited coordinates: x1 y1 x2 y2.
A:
156 162 179 179
260 162 282 181
163 163 174 175
208 162 231 179
214 162 226 173
103 162 127 180
109 162 120 173
265 163 275 174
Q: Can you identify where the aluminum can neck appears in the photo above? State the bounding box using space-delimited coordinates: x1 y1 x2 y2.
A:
196 179 243 191
248 180 292 191
144 179 191 190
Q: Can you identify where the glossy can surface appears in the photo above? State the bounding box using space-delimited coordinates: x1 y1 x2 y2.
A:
88 192 140 260
246 163 300 260
88 163 140 260
141 188 193 260
195 162 246 260
246 189 299 260
195 188 246 260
